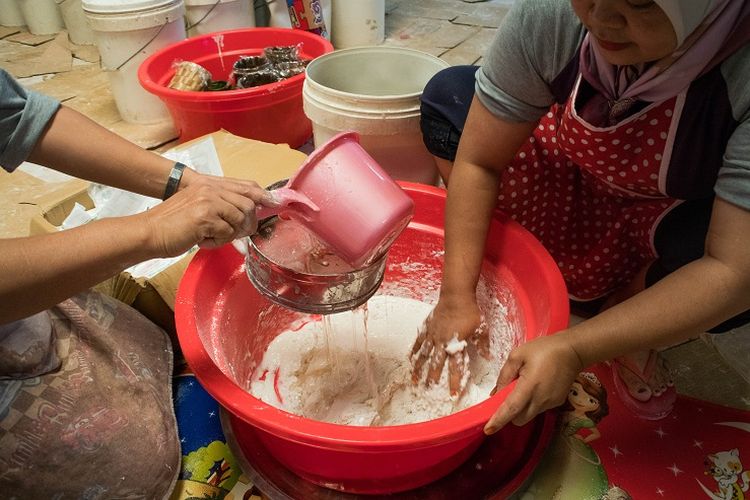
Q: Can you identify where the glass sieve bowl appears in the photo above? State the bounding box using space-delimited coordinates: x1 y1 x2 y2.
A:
240 216 387 314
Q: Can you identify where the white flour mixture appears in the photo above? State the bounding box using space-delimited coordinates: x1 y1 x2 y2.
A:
249 295 506 426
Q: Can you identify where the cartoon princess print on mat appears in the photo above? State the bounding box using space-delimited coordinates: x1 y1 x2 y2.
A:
518 372 629 499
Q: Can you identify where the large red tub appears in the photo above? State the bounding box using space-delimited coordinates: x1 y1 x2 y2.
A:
175 183 569 494
138 28 334 146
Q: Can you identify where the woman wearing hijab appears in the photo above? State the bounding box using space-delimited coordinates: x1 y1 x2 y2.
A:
412 0 750 429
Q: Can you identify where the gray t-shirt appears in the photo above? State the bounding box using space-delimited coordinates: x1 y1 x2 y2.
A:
0 68 60 172
474 0 750 210
1 69 60 376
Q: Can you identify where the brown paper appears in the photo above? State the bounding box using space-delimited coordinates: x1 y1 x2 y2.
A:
6 31 56 46
1 32 72 78
29 64 107 102
28 65 178 149
69 43 100 64
0 170 87 238
0 26 21 39
0 39 38 61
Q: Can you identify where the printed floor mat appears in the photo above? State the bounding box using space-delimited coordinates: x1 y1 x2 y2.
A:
170 364 750 500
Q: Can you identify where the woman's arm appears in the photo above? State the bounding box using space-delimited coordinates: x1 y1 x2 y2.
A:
1 212 154 323
0 178 269 324
570 197 750 360
441 96 538 306
27 105 264 201
412 96 537 393
28 106 179 198
485 197 750 432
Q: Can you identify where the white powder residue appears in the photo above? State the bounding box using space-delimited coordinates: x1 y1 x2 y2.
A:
249 295 509 426
212 34 226 71
445 335 467 355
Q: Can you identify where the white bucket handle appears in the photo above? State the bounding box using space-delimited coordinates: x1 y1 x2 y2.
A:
186 0 222 31
109 22 168 71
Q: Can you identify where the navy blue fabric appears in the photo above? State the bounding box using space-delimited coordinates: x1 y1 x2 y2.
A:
420 65 478 162
667 67 738 201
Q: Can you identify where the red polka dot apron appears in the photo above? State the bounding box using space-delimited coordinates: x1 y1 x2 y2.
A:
497 75 683 301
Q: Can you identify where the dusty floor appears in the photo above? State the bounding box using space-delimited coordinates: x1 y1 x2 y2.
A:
0 0 747 409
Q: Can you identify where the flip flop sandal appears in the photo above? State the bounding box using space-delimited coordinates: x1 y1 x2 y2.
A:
611 350 676 421
614 357 653 402
657 355 676 387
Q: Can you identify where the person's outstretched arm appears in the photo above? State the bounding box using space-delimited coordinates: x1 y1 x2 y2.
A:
484 197 750 433
0 177 273 324
0 71 278 324
28 105 176 197
27 105 259 200
411 95 537 393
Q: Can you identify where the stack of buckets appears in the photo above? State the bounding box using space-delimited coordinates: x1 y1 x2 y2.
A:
5 0 65 35
0 0 26 29
81 0 187 125
0 0 92 42
57 0 96 44
79 0 256 125
183 0 255 37
330 0 384 50
298 0 446 185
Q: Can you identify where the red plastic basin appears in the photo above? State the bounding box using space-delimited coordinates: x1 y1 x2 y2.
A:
138 28 333 146
175 183 569 494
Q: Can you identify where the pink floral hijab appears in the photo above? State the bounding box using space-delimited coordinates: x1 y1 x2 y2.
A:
579 0 750 120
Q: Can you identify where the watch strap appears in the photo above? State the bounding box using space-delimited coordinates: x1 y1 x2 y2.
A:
162 162 187 200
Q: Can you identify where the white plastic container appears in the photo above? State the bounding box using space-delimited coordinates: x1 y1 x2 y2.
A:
0 0 26 27
56 0 95 44
267 0 290 28
269 0 331 41
331 0 384 49
82 0 186 124
17 0 64 34
184 0 254 37
303 47 449 185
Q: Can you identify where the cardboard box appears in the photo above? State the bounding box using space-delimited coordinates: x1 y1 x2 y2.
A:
27 130 307 334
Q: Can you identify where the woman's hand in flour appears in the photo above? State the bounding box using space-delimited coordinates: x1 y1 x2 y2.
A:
483 333 583 434
139 177 278 257
410 295 489 396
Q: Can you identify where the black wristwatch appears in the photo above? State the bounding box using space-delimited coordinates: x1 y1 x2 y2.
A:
162 162 187 200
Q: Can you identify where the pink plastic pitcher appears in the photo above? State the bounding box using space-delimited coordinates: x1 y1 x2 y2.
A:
256 132 415 268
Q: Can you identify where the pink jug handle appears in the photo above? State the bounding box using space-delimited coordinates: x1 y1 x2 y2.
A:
256 205 279 220
256 187 319 221
231 237 249 257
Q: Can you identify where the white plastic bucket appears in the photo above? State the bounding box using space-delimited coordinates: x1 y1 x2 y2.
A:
0 0 26 27
184 0 254 37
267 0 290 28
331 0 384 49
56 0 95 44
269 0 331 41
17 0 64 34
303 47 449 185
82 0 186 124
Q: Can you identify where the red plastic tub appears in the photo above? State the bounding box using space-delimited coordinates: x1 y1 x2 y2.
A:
175 183 569 494
138 28 333 146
